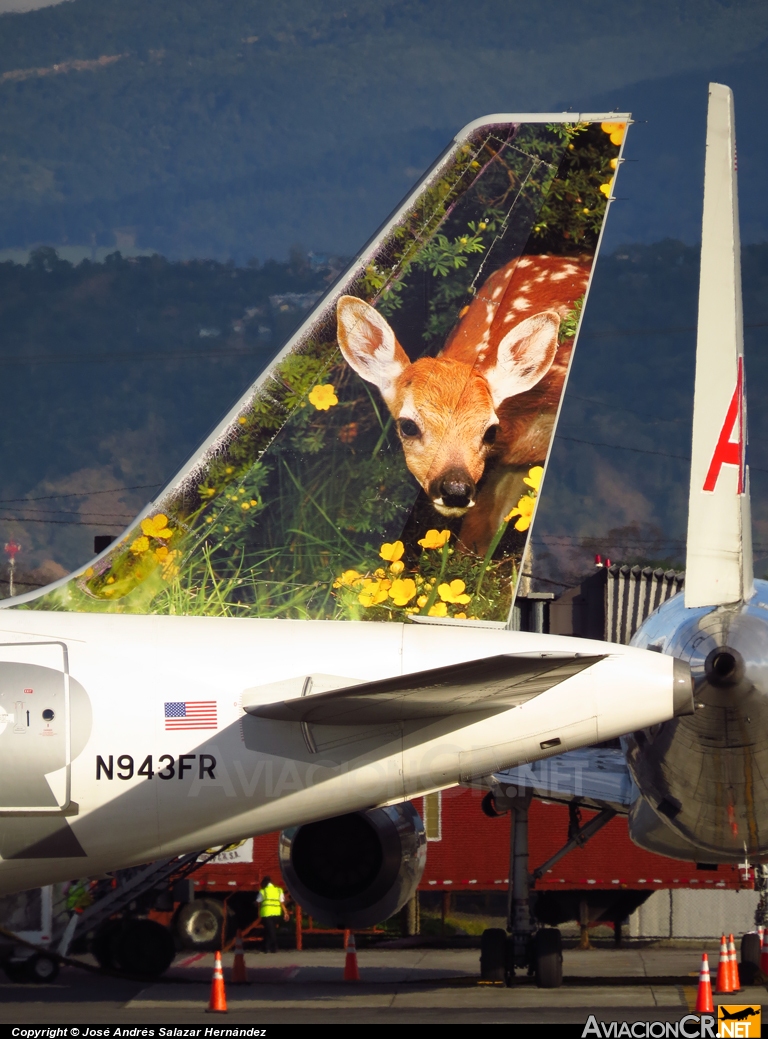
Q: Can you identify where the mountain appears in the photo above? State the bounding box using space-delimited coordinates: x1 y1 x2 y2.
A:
0 0 766 261
533 239 768 585
0 240 767 588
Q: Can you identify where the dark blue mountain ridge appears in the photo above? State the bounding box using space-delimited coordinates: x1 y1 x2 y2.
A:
0 0 766 260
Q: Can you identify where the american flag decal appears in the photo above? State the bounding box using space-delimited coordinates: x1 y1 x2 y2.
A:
164 701 218 730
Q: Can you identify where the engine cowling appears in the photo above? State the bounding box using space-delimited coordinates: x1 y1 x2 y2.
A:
279 802 426 929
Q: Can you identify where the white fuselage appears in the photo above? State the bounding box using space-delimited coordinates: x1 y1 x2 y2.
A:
0 611 679 895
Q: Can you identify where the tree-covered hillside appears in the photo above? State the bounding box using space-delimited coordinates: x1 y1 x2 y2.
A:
0 246 334 590
1 0 767 260
0 240 767 595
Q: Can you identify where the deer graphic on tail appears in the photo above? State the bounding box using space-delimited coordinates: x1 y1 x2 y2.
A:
337 255 590 553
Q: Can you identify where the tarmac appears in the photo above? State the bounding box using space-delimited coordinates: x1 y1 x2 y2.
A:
0 944 765 1025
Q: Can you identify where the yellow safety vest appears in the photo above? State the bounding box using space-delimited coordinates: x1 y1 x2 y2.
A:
260 883 283 918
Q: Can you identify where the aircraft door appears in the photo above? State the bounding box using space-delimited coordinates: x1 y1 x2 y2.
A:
0 642 70 810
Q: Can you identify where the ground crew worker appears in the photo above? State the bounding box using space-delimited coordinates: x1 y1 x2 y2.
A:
256 875 289 952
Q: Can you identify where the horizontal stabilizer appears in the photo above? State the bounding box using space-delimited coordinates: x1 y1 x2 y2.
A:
245 654 604 725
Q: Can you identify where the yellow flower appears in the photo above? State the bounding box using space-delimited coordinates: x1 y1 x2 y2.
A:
199 486 216 498
155 546 169 561
225 466 234 474
206 516 214 524
505 494 536 531
389 578 417 606
610 158 618 170
601 121 626 146
161 550 179 580
358 578 390 607
417 594 428 608
389 559 405 575
141 514 173 540
106 576 115 584
241 502 250 510
238 416 248 425
454 613 467 620
380 540 404 563
418 529 451 550
478 221 487 230
438 579 471 605
250 499 258 506
308 384 339 411
428 601 448 617
84 567 94 578
374 567 387 579
523 465 543 494
130 536 149 555
333 568 363 589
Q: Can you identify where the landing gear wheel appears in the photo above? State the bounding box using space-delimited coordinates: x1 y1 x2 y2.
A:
114 919 175 977
26 954 59 983
92 918 123 969
174 898 224 951
480 927 507 982
534 927 563 989
741 931 761 984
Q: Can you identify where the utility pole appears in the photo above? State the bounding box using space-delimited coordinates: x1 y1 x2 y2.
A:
4 541 20 598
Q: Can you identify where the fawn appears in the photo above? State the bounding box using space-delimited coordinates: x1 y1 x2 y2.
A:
336 254 590 553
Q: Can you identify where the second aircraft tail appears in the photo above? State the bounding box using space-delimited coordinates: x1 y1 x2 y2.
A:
685 83 753 608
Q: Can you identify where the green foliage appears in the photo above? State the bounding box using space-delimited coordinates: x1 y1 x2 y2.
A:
525 123 619 255
25 121 608 621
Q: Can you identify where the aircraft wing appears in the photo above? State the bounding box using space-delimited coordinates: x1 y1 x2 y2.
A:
245 653 604 724
483 745 637 813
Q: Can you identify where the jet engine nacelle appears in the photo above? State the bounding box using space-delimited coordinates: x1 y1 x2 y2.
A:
278 802 426 929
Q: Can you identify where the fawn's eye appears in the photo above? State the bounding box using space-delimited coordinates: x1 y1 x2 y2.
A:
482 424 499 445
398 419 421 439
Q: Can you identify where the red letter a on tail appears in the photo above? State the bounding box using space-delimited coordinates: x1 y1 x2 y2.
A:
703 355 745 494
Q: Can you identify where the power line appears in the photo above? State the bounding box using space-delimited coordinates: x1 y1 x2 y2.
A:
0 516 127 527
565 394 687 423
580 320 768 339
0 483 162 505
556 433 691 462
0 506 136 519
0 345 271 367
0 322 763 369
555 433 768 475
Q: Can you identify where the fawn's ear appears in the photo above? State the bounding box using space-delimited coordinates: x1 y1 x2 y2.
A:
337 296 410 407
484 311 560 408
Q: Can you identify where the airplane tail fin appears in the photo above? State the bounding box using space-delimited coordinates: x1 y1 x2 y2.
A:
685 83 753 608
15 114 628 624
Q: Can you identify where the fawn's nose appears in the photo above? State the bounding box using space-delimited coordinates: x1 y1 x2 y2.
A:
429 469 476 509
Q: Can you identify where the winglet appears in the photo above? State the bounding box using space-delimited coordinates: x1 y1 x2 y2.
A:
685 84 753 608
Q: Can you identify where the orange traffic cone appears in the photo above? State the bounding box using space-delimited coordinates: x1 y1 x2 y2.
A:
728 933 741 992
231 930 248 985
343 930 360 982
715 934 733 993
695 952 714 1013
206 951 228 1013
761 929 768 976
